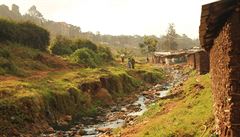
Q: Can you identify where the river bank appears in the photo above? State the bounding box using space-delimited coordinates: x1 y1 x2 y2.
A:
40 65 188 137
119 69 214 137
0 64 165 136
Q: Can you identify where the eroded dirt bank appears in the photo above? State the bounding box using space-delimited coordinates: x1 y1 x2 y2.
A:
0 65 165 136
40 65 188 137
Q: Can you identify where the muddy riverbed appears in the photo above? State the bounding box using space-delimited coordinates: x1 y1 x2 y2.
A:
41 67 187 137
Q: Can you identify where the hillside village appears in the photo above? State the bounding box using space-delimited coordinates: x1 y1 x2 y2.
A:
0 0 240 137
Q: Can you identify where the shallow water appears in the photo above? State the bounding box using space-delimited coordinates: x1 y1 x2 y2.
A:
43 67 185 137
128 95 147 116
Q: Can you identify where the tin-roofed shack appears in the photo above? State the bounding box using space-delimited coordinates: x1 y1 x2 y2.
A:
200 0 240 136
153 51 187 65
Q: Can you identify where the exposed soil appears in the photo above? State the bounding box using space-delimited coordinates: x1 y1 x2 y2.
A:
39 65 187 137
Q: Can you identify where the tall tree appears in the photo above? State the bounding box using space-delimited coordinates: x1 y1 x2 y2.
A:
164 23 178 51
28 5 43 18
139 36 158 56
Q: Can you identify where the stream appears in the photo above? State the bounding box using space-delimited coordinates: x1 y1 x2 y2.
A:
41 67 187 137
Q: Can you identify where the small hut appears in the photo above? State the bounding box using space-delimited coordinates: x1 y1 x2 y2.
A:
153 51 187 65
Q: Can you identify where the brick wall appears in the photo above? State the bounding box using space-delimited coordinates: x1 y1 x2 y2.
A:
210 11 240 136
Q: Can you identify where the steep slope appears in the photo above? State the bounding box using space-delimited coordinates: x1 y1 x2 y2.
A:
119 72 215 137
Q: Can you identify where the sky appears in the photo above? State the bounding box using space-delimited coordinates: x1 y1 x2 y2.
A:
1 0 218 39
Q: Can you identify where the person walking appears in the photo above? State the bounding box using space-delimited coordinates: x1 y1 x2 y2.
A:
127 58 132 69
131 57 136 69
146 57 149 63
120 54 125 63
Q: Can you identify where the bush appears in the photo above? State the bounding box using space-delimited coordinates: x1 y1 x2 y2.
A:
0 19 50 51
50 37 98 56
0 57 23 76
72 39 97 52
70 48 100 68
0 48 10 58
97 46 113 61
49 35 73 55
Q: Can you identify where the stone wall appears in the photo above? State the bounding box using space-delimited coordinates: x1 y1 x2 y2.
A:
210 11 240 136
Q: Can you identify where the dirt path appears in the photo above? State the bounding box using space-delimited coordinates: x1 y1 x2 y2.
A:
0 68 70 82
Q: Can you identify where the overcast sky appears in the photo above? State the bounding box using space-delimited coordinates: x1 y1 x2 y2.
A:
1 0 218 38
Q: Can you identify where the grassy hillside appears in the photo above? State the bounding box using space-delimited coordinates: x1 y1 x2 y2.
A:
0 18 167 136
0 59 165 136
0 42 68 76
119 72 215 137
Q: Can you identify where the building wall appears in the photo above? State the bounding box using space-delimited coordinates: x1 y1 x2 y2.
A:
187 54 195 69
210 11 240 136
195 51 209 75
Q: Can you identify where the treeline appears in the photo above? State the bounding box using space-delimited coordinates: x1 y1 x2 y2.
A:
0 4 199 52
0 4 81 38
50 36 113 67
0 18 113 69
0 19 49 50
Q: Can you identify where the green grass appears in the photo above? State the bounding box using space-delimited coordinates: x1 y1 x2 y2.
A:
0 63 165 134
121 73 214 137
0 42 51 76
0 42 165 135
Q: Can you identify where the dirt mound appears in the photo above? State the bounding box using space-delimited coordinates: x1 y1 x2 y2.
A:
34 53 68 68
95 88 114 105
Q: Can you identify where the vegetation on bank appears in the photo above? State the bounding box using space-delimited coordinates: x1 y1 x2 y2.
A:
0 62 165 135
0 17 114 76
119 72 215 137
0 42 67 76
0 19 49 51
50 35 114 67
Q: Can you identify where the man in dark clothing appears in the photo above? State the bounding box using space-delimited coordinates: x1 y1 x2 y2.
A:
131 58 136 69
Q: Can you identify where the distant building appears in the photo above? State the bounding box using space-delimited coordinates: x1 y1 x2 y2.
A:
187 50 209 75
153 47 209 75
200 0 240 136
153 51 187 65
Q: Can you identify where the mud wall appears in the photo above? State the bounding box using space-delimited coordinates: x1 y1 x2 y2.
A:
187 54 196 69
210 11 240 136
195 51 209 75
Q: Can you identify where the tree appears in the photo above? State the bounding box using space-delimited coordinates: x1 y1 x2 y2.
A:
28 5 43 18
49 35 73 55
139 36 158 56
117 48 134 58
164 23 178 51
11 4 20 15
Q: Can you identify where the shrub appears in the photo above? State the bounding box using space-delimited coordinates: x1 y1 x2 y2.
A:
0 48 10 58
97 46 113 61
17 22 50 51
70 48 99 67
50 37 98 56
72 39 97 52
49 35 73 55
0 57 23 76
0 19 50 51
